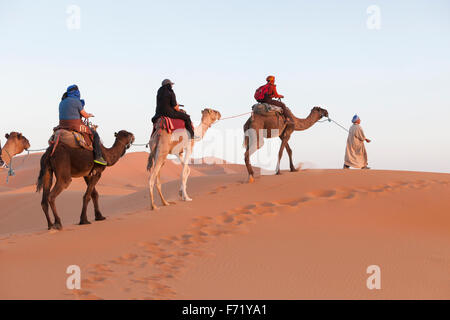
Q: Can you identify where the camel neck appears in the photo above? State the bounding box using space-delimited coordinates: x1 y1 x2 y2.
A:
1 145 15 166
101 139 127 166
294 111 321 131
195 122 211 140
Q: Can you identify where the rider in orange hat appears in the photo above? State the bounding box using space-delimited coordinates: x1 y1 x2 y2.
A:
255 76 295 125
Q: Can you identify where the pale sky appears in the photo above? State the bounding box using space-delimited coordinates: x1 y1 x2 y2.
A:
1 0 449 172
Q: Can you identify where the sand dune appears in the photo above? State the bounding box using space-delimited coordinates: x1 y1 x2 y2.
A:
0 152 449 299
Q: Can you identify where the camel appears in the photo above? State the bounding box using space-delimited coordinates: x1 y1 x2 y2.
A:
146 108 221 210
244 106 329 182
36 130 135 230
1 132 31 167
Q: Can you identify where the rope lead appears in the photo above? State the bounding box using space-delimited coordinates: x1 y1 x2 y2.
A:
328 118 350 133
218 111 252 121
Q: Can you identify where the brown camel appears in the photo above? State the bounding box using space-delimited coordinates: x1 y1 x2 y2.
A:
147 108 221 210
1 132 31 166
244 106 329 182
36 130 135 230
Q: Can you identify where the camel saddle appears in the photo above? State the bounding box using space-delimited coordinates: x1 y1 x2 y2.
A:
151 116 186 136
149 116 190 154
48 129 93 151
252 103 283 116
52 119 93 147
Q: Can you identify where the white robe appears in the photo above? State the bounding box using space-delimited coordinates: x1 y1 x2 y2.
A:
344 124 368 168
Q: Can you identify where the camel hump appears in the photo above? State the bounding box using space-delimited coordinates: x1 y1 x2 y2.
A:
252 103 283 116
49 129 93 151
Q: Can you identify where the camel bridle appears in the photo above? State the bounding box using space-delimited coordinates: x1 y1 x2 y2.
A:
116 135 134 150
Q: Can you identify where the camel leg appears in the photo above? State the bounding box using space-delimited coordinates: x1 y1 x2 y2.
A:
177 154 184 198
156 169 170 206
181 165 192 201
285 142 298 172
276 129 293 175
276 139 288 175
92 187 106 221
148 147 168 211
48 176 71 230
84 177 105 221
244 138 254 183
80 173 101 225
178 149 192 201
148 169 157 210
40 168 54 230
149 160 164 210
244 129 263 183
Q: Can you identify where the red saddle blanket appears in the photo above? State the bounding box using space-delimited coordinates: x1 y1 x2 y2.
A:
153 116 186 134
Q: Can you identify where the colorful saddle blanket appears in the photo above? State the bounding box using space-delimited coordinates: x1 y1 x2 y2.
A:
152 116 186 135
48 129 93 151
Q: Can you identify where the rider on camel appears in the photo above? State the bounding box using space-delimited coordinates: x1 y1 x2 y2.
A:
255 75 295 125
152 79 195 138
58 85 107 166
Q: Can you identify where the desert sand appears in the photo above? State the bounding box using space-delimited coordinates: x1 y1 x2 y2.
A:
0 152 449 299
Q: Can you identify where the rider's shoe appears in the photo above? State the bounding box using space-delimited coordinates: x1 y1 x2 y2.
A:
94 157 108 166
0 159 6 169
362 166 371 170
343 164 350 169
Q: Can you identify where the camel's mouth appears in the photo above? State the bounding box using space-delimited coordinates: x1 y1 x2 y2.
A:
126 134 135 149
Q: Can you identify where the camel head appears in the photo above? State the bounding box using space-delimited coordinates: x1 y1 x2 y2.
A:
114 130 135 150
311 106 329 119
4 132 30 156
201 108 221 127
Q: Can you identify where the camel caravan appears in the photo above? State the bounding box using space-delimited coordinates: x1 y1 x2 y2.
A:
2 76 339 230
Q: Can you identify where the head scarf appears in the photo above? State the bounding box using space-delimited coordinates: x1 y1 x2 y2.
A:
65 84 85 107
266 75 275 83
352 114 360 123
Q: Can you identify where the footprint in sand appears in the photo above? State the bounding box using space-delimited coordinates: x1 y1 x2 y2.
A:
281 196 312 207
252 206 277 216
217 213 235 224
209 185 228 194
308 189 337 199
369 186 388 193
333 189 357 200
109 253 139 266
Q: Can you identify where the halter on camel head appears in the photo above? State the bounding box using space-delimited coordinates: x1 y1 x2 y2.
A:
312 106 329 118
114 131 135 150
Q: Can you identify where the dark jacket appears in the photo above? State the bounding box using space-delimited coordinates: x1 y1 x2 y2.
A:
152 84 178 123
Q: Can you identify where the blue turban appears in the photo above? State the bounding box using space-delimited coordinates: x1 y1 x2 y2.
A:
66 84 85 107
352 114 360 123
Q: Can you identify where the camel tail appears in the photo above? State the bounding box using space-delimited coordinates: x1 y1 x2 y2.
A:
36 148 53 193
146 150 154 172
